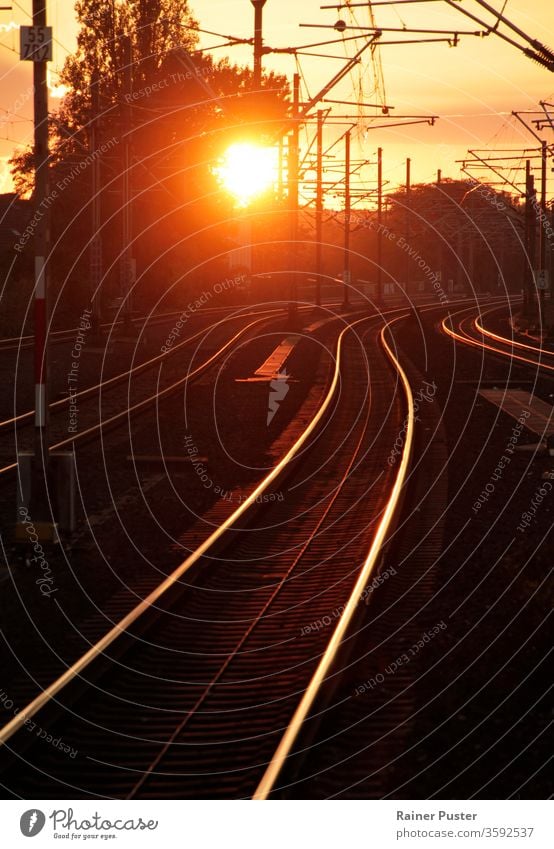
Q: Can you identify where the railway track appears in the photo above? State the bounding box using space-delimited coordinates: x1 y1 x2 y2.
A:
0 301 314 430
0 308 188 355
0 309 414 799
442 303 554 374
475 306 554 359
0 307 297 476
0 302 274 354
273 299 551 800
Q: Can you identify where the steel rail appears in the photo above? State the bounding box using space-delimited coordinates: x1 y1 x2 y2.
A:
0 299 502 753
0 303 275 353
0 307 284 432
442 308 554 373
0 308 188 353
474 304 554 358
125 319 380 799
252 313 415 799
0 311 290 478
0 311 376 748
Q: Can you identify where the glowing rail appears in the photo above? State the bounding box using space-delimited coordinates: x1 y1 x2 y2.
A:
442 308 554 374
253 314 415 799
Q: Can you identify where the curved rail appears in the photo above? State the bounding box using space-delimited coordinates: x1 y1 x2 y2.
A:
0 303 274 353
0 318 367 745
0 307 192 353
474 304 554 358
0 312 378 748
0 306 284 432
441 308 554 374
0 300 492 752
252 314 415 799
0 311 286 477
1 299 503 790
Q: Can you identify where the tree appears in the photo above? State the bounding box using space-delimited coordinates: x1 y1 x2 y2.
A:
11 0 199 195
10 0 290 316
374 180 525 294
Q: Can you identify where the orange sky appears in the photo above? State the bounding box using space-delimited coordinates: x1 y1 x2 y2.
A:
0 1 553 200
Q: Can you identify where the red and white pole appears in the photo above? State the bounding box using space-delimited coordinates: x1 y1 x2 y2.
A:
34 256 47 432
31 0 51 525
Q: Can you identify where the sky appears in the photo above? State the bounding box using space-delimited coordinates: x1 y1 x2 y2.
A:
0 1 553 200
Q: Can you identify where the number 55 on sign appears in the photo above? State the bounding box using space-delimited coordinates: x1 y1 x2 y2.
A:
20 26 53 62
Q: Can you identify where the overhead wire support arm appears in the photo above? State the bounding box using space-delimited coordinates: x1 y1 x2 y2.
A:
263 32 374 54
321 1 444 6
466 150 524 194
171 21 254 45
472 0 554 62
363 117 437 128
327 116 438 128
444 0 554 70
322 98 395 112
538 102 554 133
512 111 544 144
291 51 360 59
458 152 545 162
298 32 382 119
463 146 547 153
373 37 461 46
301 23 483 37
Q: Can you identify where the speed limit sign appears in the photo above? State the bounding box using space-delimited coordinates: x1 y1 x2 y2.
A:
20 26 53 62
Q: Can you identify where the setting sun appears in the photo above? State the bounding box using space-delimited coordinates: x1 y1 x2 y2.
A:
215 142 278 206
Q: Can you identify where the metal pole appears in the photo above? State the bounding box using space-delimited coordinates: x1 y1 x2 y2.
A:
251 0 267 89
456 229 464 292
523 159 530 313
524 160 536 316
278 136 283 200
377 146 383 304
90 66 102 334
436 168 443 293
31 0 51 528
405 157 411 291
540 139 547 308
551 202 554 300
315 109 323 307
120 34 133 330
529 169 539 321
342 129 351 308
288 72 299 323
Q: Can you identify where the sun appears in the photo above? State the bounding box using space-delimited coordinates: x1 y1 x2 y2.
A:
215 142 278 207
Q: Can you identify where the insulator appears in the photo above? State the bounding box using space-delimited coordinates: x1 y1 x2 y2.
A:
523 48 554 71
529 40 554 62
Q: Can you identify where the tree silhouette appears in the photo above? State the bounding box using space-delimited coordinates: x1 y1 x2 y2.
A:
9 0 290 317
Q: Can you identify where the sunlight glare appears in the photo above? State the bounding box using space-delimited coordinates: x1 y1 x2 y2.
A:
215 142 278 207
